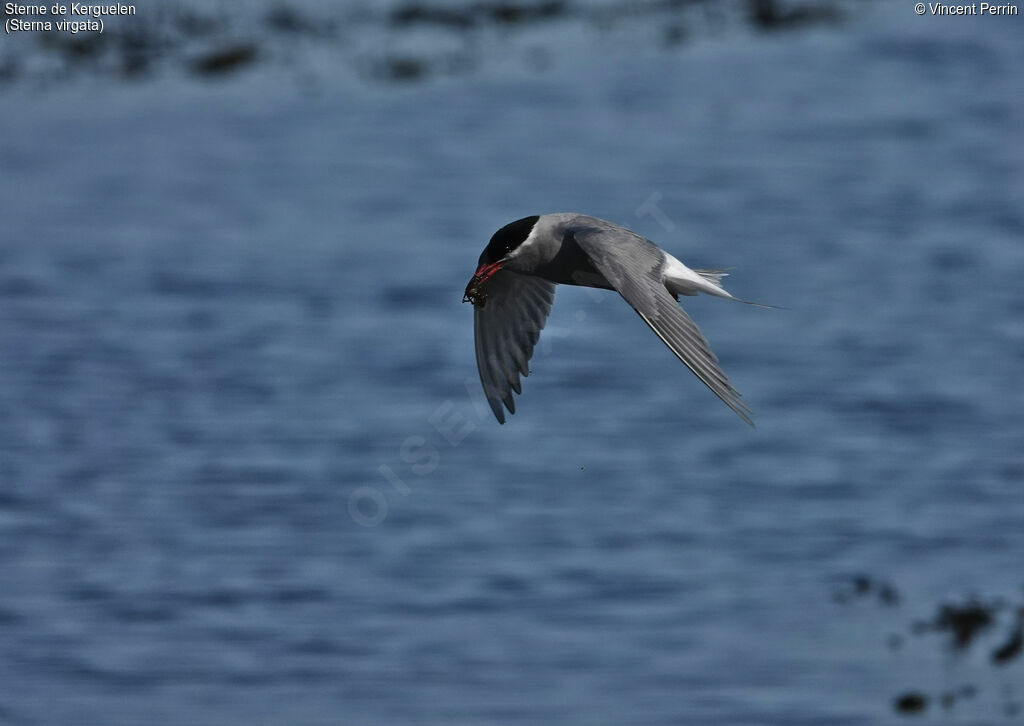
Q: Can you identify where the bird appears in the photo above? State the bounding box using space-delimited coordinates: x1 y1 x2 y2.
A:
463 213 766 426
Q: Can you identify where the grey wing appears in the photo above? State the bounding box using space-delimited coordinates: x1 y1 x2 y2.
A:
473 270 556 423
569 222 754 426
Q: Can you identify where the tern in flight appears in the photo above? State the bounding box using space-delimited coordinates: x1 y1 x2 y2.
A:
464 214 766 426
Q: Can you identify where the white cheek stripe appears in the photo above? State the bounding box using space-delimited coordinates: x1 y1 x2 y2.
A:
509 221 542 259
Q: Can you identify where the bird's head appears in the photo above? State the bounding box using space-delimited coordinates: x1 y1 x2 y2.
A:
463 215 540 308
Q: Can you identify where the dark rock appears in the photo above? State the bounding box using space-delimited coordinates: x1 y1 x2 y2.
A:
933 600 996 650
118 30 155 78
265 4 314 33
991 609 1023 665
480 1 567 25
0 57 18 84
894 692 928 714
878 584 901 606
749 0 840 30
191 44 259 76
375 56 430 82
61 35 105 61
391 5 477 29
832 575 900 606
120 51 151 78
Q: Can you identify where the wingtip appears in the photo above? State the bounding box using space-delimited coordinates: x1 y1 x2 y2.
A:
487 397 507 424
485 395 514 425
729 401 756 428
734 297 786 311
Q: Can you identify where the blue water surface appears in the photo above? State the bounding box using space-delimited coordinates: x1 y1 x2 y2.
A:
2 4 1023 724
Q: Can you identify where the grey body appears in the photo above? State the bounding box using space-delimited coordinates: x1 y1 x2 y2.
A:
470 213 755 426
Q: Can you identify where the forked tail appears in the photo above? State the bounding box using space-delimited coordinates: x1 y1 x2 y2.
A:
693 268 782 309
